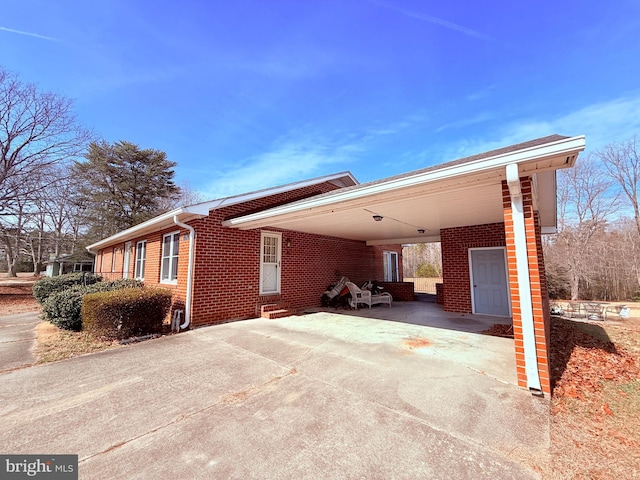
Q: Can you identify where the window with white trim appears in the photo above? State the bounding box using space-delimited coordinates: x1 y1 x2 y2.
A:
383 251 399 282
134 241 147 280
161 232 180 283
111 247 117 273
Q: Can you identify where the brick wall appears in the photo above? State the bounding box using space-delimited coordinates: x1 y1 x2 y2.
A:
95 180 402 327
190 207 403 325
377 282 414 301
502 178 551 395
435 283 443 304
440 223 506 313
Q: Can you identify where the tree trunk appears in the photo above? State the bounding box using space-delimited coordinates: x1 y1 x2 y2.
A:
570 273 579 301
7 255 18 277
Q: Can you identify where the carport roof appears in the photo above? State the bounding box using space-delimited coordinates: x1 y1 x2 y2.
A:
223 134 586 245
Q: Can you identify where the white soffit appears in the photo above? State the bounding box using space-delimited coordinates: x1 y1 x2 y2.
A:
222 135 585 243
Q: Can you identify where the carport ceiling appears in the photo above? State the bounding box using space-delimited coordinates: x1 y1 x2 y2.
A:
223 135 586 245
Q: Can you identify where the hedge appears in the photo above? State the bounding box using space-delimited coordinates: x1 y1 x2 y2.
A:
40 278 145 331
82 288 172 340
33 272 101 304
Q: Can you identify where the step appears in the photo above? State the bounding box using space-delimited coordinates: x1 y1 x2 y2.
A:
260 303 285 314
262 309 294 319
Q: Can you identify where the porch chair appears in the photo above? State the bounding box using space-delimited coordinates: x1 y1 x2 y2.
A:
345 282 392 309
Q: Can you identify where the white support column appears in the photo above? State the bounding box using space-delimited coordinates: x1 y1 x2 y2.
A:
506 163 542 394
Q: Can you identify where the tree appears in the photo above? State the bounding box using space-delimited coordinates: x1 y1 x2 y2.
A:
402 243 442 277
415 263 440 278
156 180 207 211
0 67 90 276
598 136 640 288
599 136 640 237
74 140 181 240
548 156 619 300
0 67 91 212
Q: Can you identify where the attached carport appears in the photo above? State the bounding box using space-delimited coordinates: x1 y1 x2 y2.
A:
223 134 586 396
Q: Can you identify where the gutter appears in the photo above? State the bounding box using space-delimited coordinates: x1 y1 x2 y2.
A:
172 215 196 331
506 163 542 395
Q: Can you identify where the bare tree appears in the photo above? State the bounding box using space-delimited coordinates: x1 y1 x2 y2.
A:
598 136 640 288
553 156 619 300
599 136 640 236
402 243 442 277
0 67 91 275
156 181 207 211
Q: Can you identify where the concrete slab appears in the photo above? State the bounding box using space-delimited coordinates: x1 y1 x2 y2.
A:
0 312 40 372
0 312 548 479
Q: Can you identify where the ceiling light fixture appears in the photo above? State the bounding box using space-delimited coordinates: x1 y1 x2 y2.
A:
417 229 425 234
372 215 383 222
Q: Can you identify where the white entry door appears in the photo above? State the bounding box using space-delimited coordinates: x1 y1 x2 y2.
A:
260 232 281 294
470 248 510 316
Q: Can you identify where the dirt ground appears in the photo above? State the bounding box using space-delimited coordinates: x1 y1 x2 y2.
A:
2 277 639 478
549 311 640 479
0 274 40 314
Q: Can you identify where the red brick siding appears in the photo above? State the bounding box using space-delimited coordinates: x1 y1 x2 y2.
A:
440 223 506 313
94 180 402 327
190 206 402 325
377 282 414 301
95 227 191 320
435 283 443 304
502 178 551 395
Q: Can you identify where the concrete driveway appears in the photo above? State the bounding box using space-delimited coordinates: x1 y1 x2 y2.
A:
0 312 39 372
0 311 549 479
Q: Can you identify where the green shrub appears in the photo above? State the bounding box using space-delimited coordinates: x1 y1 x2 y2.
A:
33 272 101 304
415 263 441 278
41 285 87 331
82 288 172 340
39 277 144 331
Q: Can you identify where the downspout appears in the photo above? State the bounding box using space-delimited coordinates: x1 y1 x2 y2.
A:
506 163 542 395
173 215 195 331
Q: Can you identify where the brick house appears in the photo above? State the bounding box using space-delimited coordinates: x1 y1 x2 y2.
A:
88 134 585 396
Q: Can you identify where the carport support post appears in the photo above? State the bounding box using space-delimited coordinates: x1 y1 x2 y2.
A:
504 165 544 395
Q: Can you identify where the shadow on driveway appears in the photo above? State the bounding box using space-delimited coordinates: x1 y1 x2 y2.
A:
0 313 548 479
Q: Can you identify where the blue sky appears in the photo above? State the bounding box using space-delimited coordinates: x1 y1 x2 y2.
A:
2 1 640 199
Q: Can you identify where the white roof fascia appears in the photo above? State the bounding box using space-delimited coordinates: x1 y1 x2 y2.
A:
223 136 586 229
86 171 358 253
201 171 358 211
86 203 211 253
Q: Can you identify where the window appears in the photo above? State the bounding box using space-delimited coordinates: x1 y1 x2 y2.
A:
111 247 117 273
135 241 147 280
383 251 399 282
161 232 180 283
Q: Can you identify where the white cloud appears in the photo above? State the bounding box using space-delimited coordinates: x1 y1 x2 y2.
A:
202 137 363 199
370 1 495 42
0 26 59 42
427 92 640 164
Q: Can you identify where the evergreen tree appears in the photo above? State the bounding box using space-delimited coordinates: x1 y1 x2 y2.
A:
74 141 181 240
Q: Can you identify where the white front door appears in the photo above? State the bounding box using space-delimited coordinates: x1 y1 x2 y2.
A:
260 232 281 294
470 248 510 316
123 241 131 278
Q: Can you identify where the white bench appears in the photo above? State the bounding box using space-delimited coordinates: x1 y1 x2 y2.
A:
345 282 392 309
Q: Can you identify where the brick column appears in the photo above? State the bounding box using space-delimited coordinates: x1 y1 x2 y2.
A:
502 178 551 395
